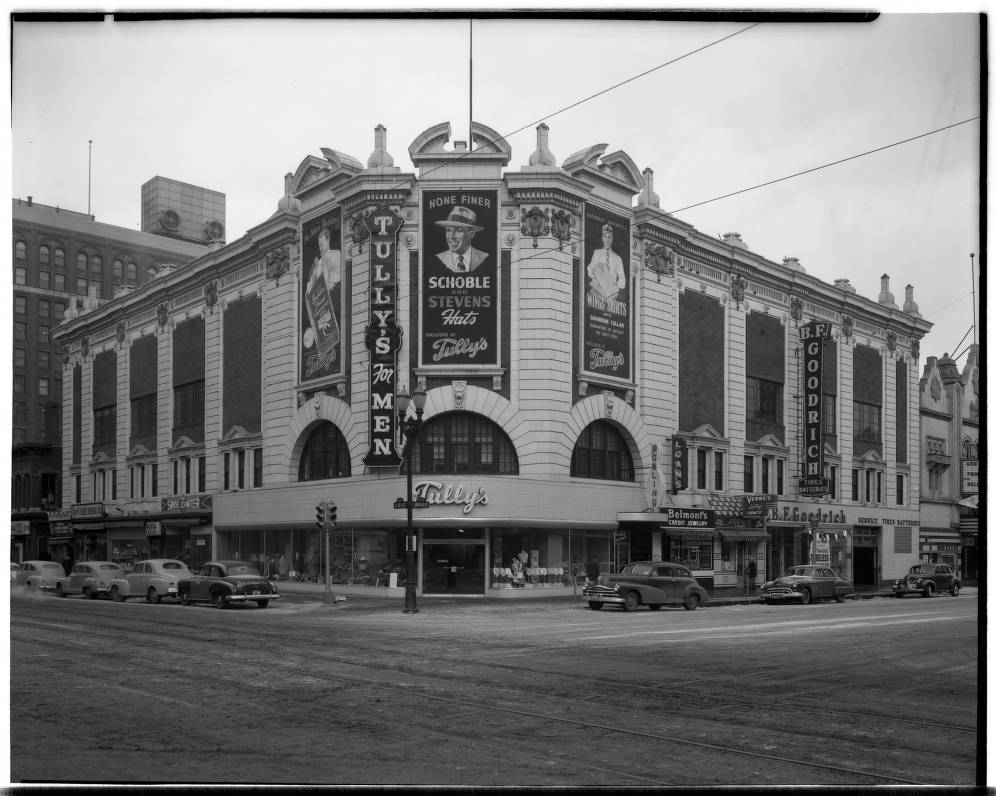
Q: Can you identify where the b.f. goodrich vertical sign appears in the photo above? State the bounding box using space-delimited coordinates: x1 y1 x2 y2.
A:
363 206 404 468
799 320 832 495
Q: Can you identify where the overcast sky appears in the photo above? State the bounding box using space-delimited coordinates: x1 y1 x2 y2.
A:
10 11 982 364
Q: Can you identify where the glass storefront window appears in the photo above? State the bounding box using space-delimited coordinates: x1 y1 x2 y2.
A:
489 529 613 590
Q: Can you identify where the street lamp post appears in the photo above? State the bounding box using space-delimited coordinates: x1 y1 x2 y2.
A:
396 385 427 614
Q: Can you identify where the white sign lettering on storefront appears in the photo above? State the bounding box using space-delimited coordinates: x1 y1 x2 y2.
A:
413 481 488 514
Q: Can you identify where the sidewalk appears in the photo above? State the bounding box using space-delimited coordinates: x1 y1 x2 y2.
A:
270 579 929 606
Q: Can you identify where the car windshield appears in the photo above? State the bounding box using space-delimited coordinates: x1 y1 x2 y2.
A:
161 562 186 570
226 564 259 575
787 567 815 577
98 565 120 571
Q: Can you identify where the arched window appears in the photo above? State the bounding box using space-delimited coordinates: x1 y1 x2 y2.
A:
147 266 158 281
570 420 634 481
91 255 102 274
39 245 50 265
126 261 137 282
113 259 123 278
53 248 65 268
298 421 351 481
76 252 88 271
408 412 518 475
14 241 26 261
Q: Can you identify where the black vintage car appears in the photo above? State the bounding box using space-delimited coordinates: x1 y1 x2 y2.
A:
583 561 709 611
892 563 961 598
178 560 279 609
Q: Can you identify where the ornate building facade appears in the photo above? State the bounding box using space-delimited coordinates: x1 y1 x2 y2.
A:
50 121 932 596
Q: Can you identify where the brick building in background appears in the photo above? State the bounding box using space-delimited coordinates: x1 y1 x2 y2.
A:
49 121 932 596
12 194 210 564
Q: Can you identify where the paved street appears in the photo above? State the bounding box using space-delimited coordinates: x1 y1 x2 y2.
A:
10 587 980 787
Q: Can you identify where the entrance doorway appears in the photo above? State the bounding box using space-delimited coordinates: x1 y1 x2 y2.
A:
423 542 485 595
852 546 878 587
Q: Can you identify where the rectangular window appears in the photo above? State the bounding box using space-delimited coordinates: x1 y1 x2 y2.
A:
896 475 904 506
854 401 882 443
75 474 82 504
15 267 26 286
761 457 770 494
253 448 262 488
39 300 49 317
743 456 754 493
223 452 231 491
15 348 26 368
111 469 117 500
184 457 191 494
15 295 26 315
876 471 883 503
746 376 783 424
38 378 50 397
39 351 50 371
238 449 246 489
865 470 872 502
697 449 707 490
54 273 65 292
172 459 179 495
851 469 859 502
14 375 25 394
151 463 158 497
829 465 837 500
199 456 207 493
714 451 723 491
39 270 50 290
39 326 49 345
92 405 115 447
776 459 784 495
76 277 87 296
130 467 135 499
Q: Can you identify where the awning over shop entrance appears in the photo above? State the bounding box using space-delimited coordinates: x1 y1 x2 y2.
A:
718 529 769 542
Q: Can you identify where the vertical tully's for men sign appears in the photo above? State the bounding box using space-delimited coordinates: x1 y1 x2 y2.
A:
362 206 404 468
799 320 832 495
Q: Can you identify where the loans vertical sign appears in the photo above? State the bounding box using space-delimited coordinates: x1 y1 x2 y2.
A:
362 205 404 468
799 320 832 495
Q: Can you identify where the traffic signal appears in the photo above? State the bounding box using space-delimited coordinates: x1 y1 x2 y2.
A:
328 502 338 527
315 502 326 529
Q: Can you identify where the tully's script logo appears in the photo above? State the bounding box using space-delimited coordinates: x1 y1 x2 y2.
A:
589 348 624 371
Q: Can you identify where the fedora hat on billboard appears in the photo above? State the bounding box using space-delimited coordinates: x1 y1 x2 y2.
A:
435 206 484 231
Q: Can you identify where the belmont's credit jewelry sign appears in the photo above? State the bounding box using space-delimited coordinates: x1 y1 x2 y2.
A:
799 320 832 496
580 204 632 382
362 205 404 468
420 190 499 367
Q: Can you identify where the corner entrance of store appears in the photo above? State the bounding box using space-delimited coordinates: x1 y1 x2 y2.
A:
422 528 486 596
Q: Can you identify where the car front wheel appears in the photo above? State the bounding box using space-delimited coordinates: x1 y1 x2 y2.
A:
799 588 812 605
56 583 66 598
950 584 960 597
111 586 125 602
922 584 934 598
213 592 229 609
147 587 161 604
179 590 191 606
835 591 847 603
256 599 269 609
622 592 640 612
683 594 700 611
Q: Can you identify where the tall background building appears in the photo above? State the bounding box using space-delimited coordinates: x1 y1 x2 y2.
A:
11 188 213 564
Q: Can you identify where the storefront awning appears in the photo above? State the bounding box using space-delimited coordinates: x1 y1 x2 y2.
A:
663 529 717 541
718 529 769 542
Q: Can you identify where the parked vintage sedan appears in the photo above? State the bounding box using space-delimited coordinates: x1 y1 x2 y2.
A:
583 561 708 611
178 560 279 609
13 560 66 591
892 563 961 598
761 565 853 605
55 561 124 599
108 559 192 603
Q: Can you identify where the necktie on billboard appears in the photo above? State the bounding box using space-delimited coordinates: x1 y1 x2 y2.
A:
457 254 466 271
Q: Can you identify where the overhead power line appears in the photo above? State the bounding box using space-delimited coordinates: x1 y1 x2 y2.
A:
664 117 980 215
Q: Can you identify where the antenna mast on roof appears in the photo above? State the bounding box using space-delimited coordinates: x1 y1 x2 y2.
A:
468 18 473 146
970 252 977 347
87 139 92 217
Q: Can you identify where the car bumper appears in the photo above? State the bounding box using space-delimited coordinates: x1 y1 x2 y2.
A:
891 584 919 595
228 592 279 602
761 590 803 601
582 588 624 606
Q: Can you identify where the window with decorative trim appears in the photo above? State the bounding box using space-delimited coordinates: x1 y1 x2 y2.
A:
298 422 351 482
14 240 26 261
854 401 881 443
570 420 630 481
410 412 519 476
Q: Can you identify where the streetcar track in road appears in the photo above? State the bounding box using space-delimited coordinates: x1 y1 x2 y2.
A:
13 598 977 786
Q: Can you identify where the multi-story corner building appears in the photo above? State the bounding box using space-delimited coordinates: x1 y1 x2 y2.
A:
11 196 208 565
918 344 981 582
50 121 931 597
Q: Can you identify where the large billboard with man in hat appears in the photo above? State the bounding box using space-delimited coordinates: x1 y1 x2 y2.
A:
421 190 499 368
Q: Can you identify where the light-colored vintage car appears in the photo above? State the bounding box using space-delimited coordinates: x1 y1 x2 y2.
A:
14 560 66 591
108 559 192 603
55 561 123 599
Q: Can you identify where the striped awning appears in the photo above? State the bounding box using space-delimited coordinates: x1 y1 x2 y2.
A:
707 494 744 518
959 518 978 536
